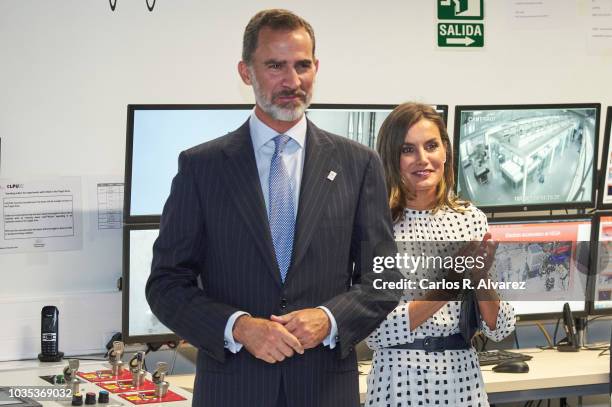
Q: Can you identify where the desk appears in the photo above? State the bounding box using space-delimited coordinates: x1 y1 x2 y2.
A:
481 348 609 403
2 350 608 405
166 348 609 404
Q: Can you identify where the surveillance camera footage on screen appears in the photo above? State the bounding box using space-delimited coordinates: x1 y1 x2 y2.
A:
455 105 598 210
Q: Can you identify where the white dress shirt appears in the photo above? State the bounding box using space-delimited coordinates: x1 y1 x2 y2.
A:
223 111 338 352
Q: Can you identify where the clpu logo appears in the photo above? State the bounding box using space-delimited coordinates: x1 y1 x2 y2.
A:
109 0 157 12
6 184 24 189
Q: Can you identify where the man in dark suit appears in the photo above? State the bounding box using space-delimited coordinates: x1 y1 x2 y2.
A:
146 9 401 407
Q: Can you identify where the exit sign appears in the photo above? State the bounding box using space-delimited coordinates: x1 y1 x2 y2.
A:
438 23 484 47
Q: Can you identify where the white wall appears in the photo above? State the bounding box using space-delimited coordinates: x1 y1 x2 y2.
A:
0 0 611 360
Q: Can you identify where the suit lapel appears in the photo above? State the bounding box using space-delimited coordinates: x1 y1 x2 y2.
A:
222 121 281 287
288 122 337 281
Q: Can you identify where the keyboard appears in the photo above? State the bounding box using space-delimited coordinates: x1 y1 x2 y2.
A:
477 349 533 366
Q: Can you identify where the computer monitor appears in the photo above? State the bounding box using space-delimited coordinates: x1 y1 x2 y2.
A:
454 104 600 212
307 104 394 149
588 212 612 315
597 107 612 209
122 224 178 344
125 104 253 223
125 104 448 222
488 215 592 320
307 104 448 149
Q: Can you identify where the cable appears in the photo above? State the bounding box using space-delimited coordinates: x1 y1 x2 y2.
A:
145 343 163 354
583 344 609 351
587 315 609 323
534 322 554 349
514 328 520 349
170 343 180 375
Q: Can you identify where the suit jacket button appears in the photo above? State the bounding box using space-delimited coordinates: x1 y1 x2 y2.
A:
280 298 288 309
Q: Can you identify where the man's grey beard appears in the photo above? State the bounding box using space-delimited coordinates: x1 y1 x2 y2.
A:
249 67 312 122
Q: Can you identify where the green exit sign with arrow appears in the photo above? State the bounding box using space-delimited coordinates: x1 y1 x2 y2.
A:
438 23 484 47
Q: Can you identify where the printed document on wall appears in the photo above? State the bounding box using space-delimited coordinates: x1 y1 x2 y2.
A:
0 177 83 254
584 0 612 54
505 0 575 30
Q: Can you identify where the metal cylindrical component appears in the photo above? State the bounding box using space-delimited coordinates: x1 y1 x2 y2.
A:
154 382 169 398
111 360 124 376
70 378 80 395
131 370 145 388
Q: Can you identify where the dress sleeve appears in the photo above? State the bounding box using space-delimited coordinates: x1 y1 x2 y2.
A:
480 300 516 342
468 205 489 241
365 299 414 350
467 207 516 341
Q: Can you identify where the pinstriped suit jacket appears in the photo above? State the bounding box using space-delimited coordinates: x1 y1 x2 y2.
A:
146 119 401 407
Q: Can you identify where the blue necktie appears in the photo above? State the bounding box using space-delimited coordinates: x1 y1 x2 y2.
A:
268 135 295 282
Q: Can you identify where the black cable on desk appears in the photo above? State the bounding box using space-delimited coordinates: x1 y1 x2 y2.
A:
514 328 520 349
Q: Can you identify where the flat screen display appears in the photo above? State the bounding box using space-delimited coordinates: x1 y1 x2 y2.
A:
592 214 612 313
122 225 176 343
597 107 612 208
454 104 600 211
488 216 591 319
126 104 448 220
127 106 252 220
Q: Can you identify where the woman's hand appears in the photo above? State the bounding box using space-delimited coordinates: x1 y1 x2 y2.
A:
469 232 498 286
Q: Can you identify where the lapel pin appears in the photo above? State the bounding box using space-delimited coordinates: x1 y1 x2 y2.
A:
327 171 337 181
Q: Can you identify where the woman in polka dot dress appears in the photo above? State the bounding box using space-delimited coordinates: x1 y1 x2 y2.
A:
366 103 516 406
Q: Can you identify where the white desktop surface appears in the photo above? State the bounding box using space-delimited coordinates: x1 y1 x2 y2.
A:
1 349 608 405
481 348 609 393
167 348 610 404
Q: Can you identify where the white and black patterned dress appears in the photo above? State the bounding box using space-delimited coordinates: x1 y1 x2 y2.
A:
365 206 516 407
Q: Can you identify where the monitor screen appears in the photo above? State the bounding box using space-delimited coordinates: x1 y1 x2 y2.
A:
126 104 448 221
127 105 253 221
591 214 612 313
488 216 591 319
454 104 600 211
306 104 394 149
597 107 612 208
307 104 448 149
122 225 177 343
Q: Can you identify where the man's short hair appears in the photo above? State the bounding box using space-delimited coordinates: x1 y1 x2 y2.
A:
242 9 316 65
